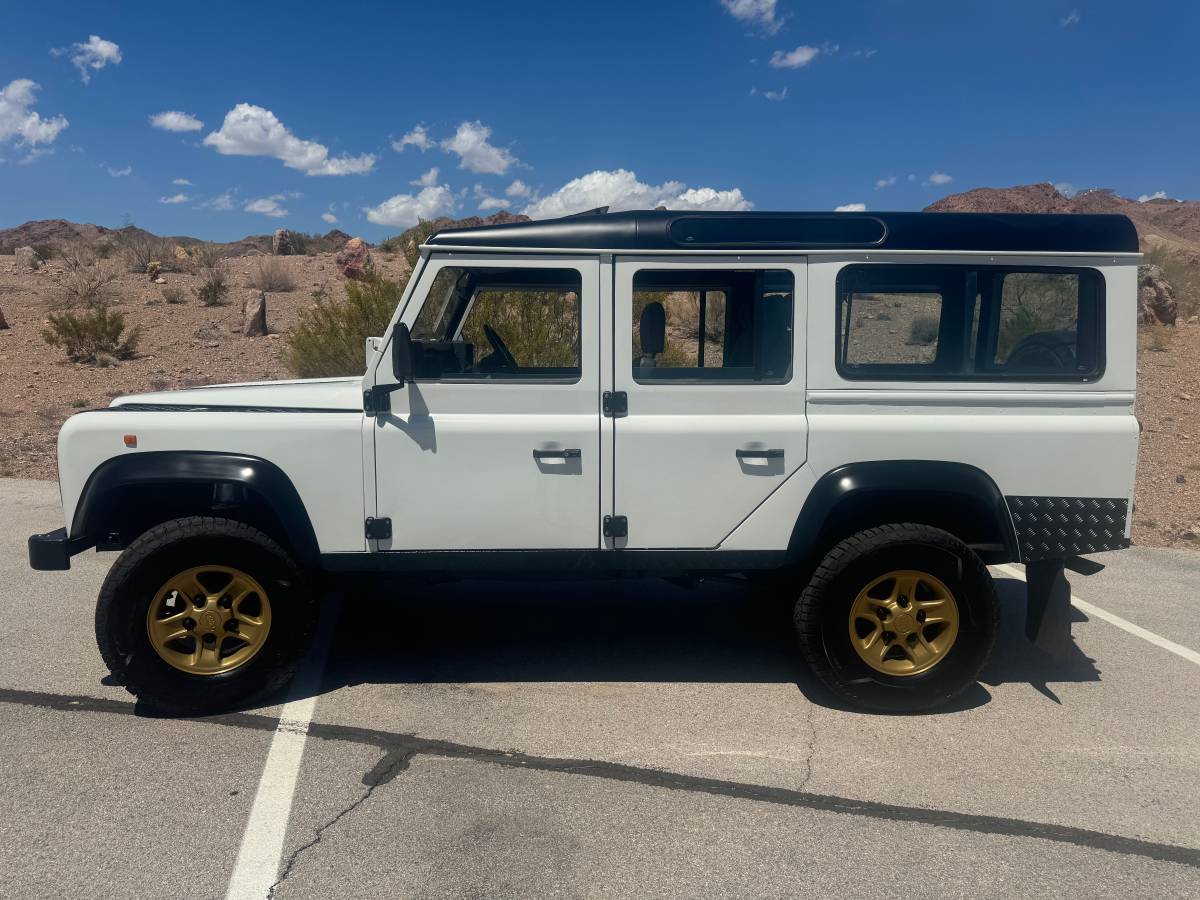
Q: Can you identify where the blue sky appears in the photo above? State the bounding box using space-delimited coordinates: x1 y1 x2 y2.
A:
1 0 1196 240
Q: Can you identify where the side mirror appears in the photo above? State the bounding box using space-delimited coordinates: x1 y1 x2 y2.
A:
391 322 414 384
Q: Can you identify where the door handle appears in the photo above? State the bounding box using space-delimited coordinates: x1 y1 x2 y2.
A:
736 448 784 460
533 448 582 460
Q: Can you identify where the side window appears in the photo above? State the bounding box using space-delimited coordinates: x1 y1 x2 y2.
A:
410 266 581 381
631 269 793 383
989 272 1095 374
836 265 1103 380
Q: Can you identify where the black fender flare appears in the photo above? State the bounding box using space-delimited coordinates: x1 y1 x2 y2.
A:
70 451 321 566
787 460 1019 564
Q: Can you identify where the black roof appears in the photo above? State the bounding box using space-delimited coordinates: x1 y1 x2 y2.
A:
426 209 1138 254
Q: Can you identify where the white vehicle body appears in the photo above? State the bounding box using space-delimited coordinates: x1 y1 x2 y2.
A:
36 210 1138 580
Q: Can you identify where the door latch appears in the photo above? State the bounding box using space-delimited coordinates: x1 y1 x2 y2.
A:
603 515 628 538
602 391 628 417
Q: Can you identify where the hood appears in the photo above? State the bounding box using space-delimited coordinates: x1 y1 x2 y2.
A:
109 376 363 411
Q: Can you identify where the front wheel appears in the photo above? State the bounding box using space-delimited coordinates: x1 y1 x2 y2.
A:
794 524 997 713
95 517 319 715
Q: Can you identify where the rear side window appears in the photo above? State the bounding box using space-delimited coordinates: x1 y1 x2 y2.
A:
631 269 794 383
836 264 1103 380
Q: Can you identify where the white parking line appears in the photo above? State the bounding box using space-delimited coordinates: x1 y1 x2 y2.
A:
225 612 336 900
995 564 1200 668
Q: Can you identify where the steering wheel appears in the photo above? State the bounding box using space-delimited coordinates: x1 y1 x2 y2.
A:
483 324 519 372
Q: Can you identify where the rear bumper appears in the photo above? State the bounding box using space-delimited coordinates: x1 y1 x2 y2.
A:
28 528 91 571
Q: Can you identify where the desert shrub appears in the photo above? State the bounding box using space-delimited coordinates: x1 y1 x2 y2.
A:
161 284 187 304
189 243 224 271
32 244 55 261
197 273 229 307
249 256 296 292
55 247 121 308
94 241 115 260
0 244 12 256
285 230 311 255
908 315 939 345
43 304 140 363
195 251 229 306
117 229 179 274
284 276 401 377
1145 324 1174 352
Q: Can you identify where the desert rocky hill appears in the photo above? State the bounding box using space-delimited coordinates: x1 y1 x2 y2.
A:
925 183 1200 259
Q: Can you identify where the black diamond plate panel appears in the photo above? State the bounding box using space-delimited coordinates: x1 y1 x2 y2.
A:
1005 496 1130 562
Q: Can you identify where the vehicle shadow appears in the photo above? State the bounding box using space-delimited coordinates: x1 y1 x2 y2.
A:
299 572 1100 714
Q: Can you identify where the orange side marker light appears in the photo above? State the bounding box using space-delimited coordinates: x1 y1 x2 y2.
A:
123 434 137 448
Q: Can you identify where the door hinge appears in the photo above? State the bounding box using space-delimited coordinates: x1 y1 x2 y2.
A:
602 391 628 417
603 515 628 538
365 517 392 540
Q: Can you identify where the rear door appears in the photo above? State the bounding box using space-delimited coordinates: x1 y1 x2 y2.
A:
610 256 807 549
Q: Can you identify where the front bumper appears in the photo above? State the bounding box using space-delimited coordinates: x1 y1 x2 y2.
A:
28 528 91 571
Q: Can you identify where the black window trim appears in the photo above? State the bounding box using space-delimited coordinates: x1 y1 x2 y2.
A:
834 263 1106 384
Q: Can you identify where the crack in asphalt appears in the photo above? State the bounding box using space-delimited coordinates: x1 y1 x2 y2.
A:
797 700 816 792
4 686 1200 871
267 748 415 898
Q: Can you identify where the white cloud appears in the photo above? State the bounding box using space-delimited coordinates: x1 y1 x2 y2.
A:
159 193 189 204
245 195 289 218
150 110 203 132
441 121 518 175
835 203 867 212
54 35 122 84
392 124 432 152
203 103 376 176
720 0 785 35
763 87 788 101
907 174 916 181
1138 191 1169 202
173 177 192 186
473 184 510 211
523 169 752 219
1060 8 1081 27
411 166 440 187
769 45 821 69
0 79 69 148
203 191 235 211
926 171 953 185
875 175 896 189
365 184 457 227
107 165 132 177
853 48 878 58
506 179 532 198
321 211 338 224
1054 181 1077 198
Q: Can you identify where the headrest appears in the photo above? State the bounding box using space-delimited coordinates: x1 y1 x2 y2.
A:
639 302 665 355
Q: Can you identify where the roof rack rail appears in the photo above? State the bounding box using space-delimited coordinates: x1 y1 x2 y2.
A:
563 206 609 217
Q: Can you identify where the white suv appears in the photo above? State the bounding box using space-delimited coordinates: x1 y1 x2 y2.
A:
28 210 1140 713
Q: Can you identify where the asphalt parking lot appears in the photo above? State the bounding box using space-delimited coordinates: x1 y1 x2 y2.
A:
1 477 1198 899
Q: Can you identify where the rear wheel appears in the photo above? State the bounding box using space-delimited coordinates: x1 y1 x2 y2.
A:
794 523 997 713
96 517 319 715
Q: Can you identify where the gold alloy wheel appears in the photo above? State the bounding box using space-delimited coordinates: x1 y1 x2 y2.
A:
847 569 960 676
146 565 272 675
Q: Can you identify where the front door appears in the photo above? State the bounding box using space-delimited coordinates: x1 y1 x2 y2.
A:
611 256 808 549
372 254 600 550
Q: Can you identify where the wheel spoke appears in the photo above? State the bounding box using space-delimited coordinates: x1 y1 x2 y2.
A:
895 574 919 605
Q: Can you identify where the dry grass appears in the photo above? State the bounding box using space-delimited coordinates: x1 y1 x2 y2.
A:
248 256 296 293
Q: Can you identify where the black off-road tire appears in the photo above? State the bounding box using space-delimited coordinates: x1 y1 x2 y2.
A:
95 517 319 715
794 523 998 713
